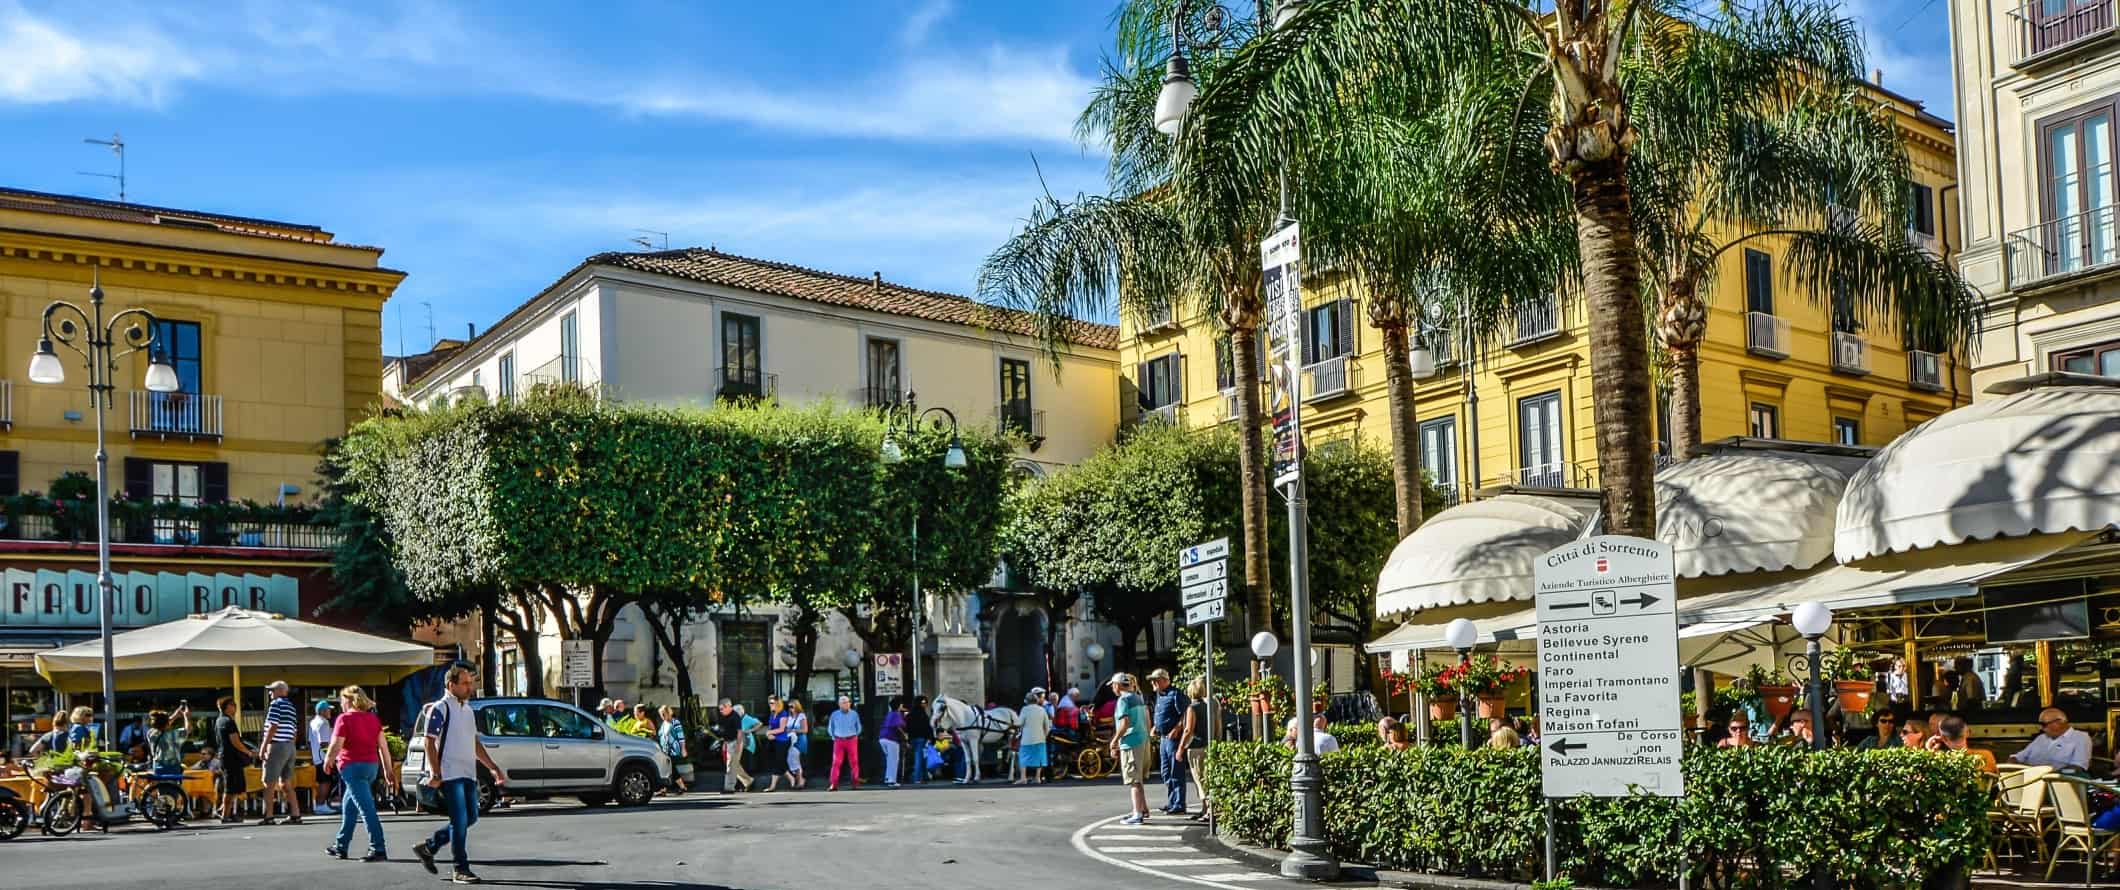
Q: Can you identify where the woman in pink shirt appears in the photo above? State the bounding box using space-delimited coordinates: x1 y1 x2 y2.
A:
322 685 393 862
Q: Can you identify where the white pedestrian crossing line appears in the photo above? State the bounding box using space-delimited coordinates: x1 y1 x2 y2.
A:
1191 874 1277 882
1073 814 1301 889
1097 846 1189 853
1089 835 1183 842
1133 858 1237 867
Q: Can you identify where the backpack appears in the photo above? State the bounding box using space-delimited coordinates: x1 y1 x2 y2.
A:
415 698 455 814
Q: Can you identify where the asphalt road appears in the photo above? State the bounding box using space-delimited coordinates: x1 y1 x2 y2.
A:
0 780 1304 889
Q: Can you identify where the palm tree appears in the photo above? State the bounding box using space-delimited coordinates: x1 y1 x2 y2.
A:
1158 0 1942 538
981 1 1283 631
1626 11 1980 455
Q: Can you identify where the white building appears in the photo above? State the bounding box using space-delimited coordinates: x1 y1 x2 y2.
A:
392 248 1121 708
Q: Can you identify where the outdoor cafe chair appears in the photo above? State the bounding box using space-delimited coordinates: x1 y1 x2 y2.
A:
1994 765 2055 867
2043 775 2118 887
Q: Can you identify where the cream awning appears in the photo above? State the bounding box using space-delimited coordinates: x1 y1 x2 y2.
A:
1374 493 1593 620
1837 377 2120 561
35 606 435 693
1657 444 1869 578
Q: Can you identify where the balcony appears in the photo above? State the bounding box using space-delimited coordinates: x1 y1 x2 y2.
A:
2011 1 2116 67
1137 402 1182 426
1830 331 1871 376
994 405 1045 451
1510 298 1561 345
130 391 222 441
1746 312 1790 359
1909 229 1942 258
716 368 777 402
1301 354 1357 402
1490 461 1597 491
521 355 598 390
1908 350 1946 392
1137 305 1179 334
2005 205 2120 291
4 513 340 550
850 385 904 410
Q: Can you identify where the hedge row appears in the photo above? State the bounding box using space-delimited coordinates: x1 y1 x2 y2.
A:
1201 742 1989 889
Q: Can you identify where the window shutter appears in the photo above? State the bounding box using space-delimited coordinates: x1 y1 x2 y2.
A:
1337 299 1355 356
1301 310 1316 366
203 462 230 504
123 458 152 502
0 451 17 497
1173 354 1185 404
1135 362 1150 410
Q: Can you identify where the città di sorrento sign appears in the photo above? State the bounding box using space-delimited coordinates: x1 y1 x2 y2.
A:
1533 535 1685 798
1 569 301 628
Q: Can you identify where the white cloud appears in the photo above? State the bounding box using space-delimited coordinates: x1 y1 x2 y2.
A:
0 1 1093 146
901 0 954 47
0 5 202 105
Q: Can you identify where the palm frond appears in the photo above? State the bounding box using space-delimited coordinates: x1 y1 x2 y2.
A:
977 193 1187 360
1780 221 1982 356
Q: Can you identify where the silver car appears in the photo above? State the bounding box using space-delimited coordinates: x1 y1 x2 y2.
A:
400 697 671 810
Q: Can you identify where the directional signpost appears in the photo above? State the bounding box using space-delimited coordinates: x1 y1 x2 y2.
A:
1534 535 1685 798
1179 537 1230 771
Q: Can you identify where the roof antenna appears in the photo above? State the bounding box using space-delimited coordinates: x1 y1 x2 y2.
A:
79 132 126 202
630 229 669 250
422 301 437 350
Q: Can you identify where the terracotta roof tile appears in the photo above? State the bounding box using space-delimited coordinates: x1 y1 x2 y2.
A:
593 248 1117 350
0 186 384 251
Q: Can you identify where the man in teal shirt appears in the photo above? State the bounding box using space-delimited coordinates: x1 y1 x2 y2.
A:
1107 673 1153 824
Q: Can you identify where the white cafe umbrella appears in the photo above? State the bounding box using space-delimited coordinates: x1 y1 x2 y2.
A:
34 606 434 694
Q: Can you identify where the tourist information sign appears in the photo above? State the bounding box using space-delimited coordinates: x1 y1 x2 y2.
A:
1532 535 1684 798
560 639 595 688
1180 537 1228 738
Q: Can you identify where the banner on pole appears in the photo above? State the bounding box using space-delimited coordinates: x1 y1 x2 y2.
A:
1261 223 1304 490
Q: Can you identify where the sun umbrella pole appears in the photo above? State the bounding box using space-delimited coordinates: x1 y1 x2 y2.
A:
233 664 241 720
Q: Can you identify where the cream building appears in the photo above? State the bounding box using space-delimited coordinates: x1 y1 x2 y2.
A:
396 247 1120 708
1950 3 2120 391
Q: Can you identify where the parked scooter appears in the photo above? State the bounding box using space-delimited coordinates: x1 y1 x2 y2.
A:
0 782 29 839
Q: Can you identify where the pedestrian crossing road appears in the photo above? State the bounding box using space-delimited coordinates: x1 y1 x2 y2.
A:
1070 813 1313 888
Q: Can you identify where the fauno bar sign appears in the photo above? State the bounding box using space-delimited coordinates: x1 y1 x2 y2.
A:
3 568 300 628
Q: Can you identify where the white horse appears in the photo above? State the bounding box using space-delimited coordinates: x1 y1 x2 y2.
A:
931 695 1019 784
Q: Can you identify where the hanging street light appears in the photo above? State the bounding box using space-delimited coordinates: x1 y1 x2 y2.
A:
25 272 178 745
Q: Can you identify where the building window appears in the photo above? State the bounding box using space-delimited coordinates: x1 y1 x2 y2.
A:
2039 96 2119 275
2051 338 2120 376
865 338 902 407
152 461 201 542
1749 403 1781 439
1833 417 1860 446
722 313 762 391
1302 299 1355 365
1517 391 1563 484
1829 279 1861 334
497 352 516 399
559 310 580 383
999 358 1033 435
471 369 482 393
1743 249 1774 315
151 319 202 393
1418 416 1458 495
1138 353 1183 409
1909 183 1936 236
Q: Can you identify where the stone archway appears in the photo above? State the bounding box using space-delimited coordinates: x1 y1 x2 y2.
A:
988 602 1049 708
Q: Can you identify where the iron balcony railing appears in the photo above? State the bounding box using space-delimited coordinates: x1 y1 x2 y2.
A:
1908 350 1946 392
1138 402 1182 426
717 368 777 401
994 405 1045 447
130 391 222 440
1511 299 1561 345
521 355 599 389
850 385 904 410
1493 461 1597 491
1910 229 1942 258
1746 312 1791 359
1301 355 1356 402
1830 331 1872 376
2005 204 2120 291
2010 0 2116 66
4 514 340 550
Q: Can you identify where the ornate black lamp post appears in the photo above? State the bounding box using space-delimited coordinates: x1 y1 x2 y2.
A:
880 392 966 697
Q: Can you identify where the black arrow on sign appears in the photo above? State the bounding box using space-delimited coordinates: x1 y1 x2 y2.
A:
1549 738 1587 755
1621 593 1661 609
1549 601 1591 612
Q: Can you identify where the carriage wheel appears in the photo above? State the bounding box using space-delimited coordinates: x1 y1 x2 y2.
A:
1075 747 1108 780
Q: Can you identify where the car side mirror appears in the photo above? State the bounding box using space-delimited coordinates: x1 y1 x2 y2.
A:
591 726 604 740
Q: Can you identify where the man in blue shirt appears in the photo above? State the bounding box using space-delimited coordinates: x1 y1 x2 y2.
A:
826 695 863 791
1148 668 1191 815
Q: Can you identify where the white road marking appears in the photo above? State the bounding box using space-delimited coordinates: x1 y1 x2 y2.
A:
1098 846 1190 853
1090 835 1183 842
1134 858 1237 866
1071 815 1292 890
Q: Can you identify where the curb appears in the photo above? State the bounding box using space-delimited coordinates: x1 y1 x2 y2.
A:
1206 831 1575 890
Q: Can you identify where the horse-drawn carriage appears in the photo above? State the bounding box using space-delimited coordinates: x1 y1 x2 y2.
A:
933 696 1118 781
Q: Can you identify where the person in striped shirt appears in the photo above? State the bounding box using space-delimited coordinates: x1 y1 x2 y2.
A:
259 680 304 824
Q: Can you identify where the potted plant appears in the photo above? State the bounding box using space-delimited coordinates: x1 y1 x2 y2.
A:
1444 654 1530 718
1679 691 1698 729
1824 649 1880 712
1747 665 1797 721
1412 662 1457 721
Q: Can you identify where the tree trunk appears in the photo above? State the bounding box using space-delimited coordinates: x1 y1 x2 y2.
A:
1658 275 1707 457
790 603 821 707
1226 316 1275 638
1572 163 1658 538
1373 307 1425 539
491 597 546 699
639 601 697 712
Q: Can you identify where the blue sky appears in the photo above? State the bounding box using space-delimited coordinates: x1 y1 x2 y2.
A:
0 1 1954 355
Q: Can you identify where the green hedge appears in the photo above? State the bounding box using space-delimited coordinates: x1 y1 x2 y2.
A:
1202 742 1989 888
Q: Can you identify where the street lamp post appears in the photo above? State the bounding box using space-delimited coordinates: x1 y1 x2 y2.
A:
26 274 180 745
1156 0 1328 877
880 391 967 698
1791 602 1834 890
1249 631 1278 741
1444 618 1477 748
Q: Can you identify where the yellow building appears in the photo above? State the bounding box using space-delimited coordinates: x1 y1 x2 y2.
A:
0 188 404 737
1120 88 1973 498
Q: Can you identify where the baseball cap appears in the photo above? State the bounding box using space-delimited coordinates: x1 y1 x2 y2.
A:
314 700 332 714
265 680 289 693
1146 668 1172 681
1107 672 1134 688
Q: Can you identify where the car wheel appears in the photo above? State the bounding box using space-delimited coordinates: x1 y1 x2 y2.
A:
576 793 611 807
477 772 498 815
614 764 654 807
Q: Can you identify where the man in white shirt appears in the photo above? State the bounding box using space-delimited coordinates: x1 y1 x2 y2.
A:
308 700 337 814
1284 714 1340 754
2010 708 2092 772
413 664 506 884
